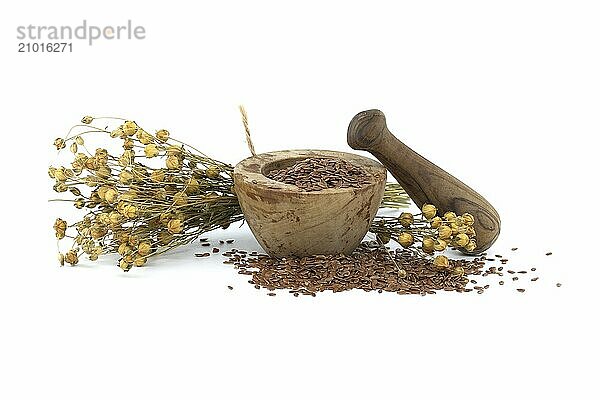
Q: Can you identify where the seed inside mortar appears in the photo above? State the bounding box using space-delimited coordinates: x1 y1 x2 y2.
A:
266 157 372 192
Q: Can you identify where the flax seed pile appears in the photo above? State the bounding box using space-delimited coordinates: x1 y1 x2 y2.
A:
193 240 558 296
220 242 536 296
266 157 371 191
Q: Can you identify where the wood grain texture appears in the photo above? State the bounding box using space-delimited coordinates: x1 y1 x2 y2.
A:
347 109 500 254
234 150 387 257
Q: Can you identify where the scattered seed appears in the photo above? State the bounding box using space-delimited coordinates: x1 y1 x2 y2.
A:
546 252 553 256
199 238 208 242
227 285 233 290
226 239 234 244
512 277 519 281
511 247 518 251
531 277 539 282
517 288 525 293
212 248 220 253
222 243 488 296
499 281 504 285
267 292 276 296
556 283 562 287
201 242 210 247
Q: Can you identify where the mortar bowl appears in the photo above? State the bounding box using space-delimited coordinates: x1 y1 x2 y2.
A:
233 150 387 257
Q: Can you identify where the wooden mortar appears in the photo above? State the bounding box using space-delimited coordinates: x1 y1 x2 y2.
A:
233 150 387 257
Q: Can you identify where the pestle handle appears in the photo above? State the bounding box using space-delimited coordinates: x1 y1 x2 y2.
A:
347 109 500 254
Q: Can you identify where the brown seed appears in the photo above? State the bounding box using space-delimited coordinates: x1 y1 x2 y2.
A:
226 239 234 244
223 242 496 297
531 277 539 282
212 248 220 253
266 157 372 192
199 238 208 242
267 292 276 296
512 277 519 281
546 252 553 256
556 283 562 287
227 285 233 290
511 247 518 251
499 281 504 285
531 267 537 271
517 288 525 293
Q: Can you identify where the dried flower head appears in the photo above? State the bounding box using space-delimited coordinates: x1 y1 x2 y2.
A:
53 218 67 239
421 236 435 254
167 219 183 234
443 211 457 221
438 225 452 240
399 212 414 228
144 144 159 158
54 138 66 150
433 255 449 269
166 155 181 170
156 129 170 142
398 232 414 248
421 204 437 220
430 216 442 229
65 250 79 266
455 233 469 248
462 213 475 226
434 239 447 252
465 240 477 252
122 121 138 136
205 166 220 179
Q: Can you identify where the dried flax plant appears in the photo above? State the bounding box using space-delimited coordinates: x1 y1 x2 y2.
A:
370 204 478 273
50 116 243 271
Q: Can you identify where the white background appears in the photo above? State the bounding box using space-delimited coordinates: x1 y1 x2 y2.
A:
1 1 599 399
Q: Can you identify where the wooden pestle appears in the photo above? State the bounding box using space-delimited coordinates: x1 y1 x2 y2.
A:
347 109 500 254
